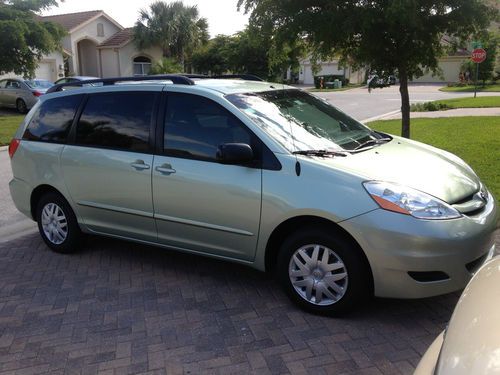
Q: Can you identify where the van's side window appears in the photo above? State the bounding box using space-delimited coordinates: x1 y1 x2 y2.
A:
164 93 254 162
23 95 83 143
76 92 155 152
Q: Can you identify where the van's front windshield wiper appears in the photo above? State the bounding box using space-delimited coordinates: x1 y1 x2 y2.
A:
292 149 348 157
353 137 392 151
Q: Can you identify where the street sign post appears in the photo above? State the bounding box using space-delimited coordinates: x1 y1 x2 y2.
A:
471 48 487 98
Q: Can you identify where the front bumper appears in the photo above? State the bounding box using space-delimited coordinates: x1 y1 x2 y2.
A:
339 194 498 299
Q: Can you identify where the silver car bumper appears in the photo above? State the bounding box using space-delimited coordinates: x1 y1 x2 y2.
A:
340 194 498 299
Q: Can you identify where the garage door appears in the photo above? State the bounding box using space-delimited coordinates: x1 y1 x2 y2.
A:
35 62 55 81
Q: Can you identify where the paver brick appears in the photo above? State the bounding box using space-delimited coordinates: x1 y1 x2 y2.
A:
0 232 467 374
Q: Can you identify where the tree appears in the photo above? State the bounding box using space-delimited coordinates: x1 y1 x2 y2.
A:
149 57 183 74
238 0 498 138
134 1 209 70
191 25 305 81
0 0 65 78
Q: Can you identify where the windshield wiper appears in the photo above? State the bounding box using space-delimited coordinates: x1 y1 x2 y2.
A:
353 137 391 151
292 149 348 157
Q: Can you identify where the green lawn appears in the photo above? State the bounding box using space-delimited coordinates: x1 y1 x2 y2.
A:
440 84 500 93
434 96 500 109
0 115 23 146
369 117 500 199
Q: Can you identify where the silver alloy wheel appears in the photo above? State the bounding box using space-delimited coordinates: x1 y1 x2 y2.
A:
41 203 68 245
289 244 348 306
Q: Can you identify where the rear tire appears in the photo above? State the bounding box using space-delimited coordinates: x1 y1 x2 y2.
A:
277 227 371 315
16 99 27 114
35 192 81 254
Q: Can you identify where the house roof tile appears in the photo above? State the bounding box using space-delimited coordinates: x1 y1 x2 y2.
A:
98 28 133 48
40 10 103 31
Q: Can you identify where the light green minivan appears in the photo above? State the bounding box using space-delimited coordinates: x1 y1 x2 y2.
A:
8 75 498 314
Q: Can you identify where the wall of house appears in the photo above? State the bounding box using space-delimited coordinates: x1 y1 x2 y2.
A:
99 48 120 77
68 15 122 76
117 43 163 77
298 61 345 85
411 57 467 83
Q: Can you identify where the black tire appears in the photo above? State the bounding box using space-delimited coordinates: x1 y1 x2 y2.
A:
277 227 371 315
35 192 82 254
16 99 27 114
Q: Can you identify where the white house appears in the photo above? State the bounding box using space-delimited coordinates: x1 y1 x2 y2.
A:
1 10 163 81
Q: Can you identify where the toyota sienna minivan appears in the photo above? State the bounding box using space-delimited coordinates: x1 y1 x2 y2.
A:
8 75 498 314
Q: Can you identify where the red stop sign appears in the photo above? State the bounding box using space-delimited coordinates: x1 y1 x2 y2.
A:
471 48 487 63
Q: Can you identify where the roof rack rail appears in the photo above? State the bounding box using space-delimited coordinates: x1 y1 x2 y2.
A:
212 74 264 82
46 74 195 93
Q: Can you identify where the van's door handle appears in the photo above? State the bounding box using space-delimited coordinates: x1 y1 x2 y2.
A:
130 160 150 170
155 164 176 175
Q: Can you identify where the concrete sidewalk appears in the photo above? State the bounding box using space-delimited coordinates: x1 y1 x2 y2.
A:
383 107 500 120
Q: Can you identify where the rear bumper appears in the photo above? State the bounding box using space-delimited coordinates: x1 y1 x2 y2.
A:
9 177 33 219
340 194 498 299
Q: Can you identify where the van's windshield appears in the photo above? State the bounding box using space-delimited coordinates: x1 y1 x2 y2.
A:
226 89 389 152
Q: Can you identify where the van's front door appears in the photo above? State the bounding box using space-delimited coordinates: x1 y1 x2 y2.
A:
152 92 262 261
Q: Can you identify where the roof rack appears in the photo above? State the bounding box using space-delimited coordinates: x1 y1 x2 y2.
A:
46 74 195 93
46 73 265 94
212 74 264 82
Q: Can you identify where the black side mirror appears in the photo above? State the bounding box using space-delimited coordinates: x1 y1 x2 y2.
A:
216 143 254 165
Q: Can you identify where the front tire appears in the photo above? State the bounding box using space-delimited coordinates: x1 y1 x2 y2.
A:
36 192 81 253
277 227 371 315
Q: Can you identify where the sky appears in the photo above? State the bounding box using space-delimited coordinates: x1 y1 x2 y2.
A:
42 0 250 37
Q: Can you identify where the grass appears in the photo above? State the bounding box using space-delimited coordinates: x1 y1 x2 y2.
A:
369 117 500 199
410 96 500 111
440 84 500 92
0 115 23 146
309 84 363 92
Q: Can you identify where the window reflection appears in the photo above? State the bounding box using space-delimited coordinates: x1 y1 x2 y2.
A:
226 90 378 152
23 95 83 143
76 92 154 152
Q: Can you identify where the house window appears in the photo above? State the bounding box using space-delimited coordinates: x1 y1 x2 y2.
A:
97 23 104 37
133 56 152 76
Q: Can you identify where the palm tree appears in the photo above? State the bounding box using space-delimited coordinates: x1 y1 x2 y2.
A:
134 1 209 70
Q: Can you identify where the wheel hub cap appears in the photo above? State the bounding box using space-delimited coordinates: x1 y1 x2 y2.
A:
288 244 348 306
41 203 68 245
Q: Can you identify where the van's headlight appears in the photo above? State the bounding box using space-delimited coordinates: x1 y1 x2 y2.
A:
363 181 461 220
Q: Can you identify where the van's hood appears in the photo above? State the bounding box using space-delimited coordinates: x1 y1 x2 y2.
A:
320 136 481 203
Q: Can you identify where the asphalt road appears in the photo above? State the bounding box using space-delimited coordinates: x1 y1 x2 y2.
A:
312 83 499 121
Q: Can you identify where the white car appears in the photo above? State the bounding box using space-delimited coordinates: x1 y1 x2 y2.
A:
415 254 500 374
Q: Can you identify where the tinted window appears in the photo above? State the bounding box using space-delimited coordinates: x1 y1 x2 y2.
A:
23 95 83 143
76 92 155 152
164 93 254 161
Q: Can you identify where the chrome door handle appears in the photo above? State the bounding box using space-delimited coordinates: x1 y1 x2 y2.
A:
130 160 150 170
155 164 176 175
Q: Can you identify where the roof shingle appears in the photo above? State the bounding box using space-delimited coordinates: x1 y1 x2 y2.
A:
40 10 102 31
98 28 133 48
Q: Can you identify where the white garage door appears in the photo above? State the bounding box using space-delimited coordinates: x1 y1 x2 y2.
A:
35 62 55 81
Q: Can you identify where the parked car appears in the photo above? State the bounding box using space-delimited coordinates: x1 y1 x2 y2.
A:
54 76 101 89
415 255 500 375
8 75 498 314
0 78 53 113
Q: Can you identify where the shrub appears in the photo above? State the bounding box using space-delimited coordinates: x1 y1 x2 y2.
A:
410 102 449 112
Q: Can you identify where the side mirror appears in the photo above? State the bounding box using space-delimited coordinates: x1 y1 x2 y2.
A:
216 143 254 165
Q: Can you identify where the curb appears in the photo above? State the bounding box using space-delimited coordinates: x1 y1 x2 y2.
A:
361 110 401 124
0 146 7 152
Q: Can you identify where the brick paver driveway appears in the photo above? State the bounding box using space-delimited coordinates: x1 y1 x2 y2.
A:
0 233 461 375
